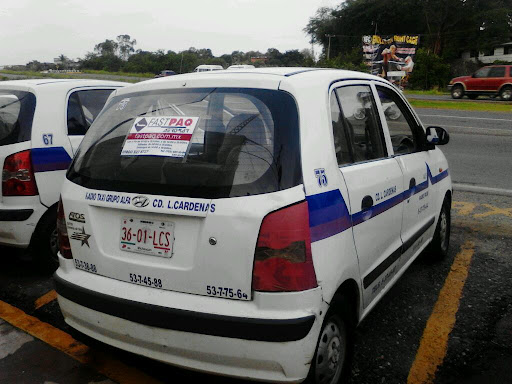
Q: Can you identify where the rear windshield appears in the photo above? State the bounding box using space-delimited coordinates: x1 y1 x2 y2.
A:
68 88 302 199
0 90 36 146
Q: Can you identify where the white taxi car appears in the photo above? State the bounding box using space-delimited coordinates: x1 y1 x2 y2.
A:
0 79 127 270
55 68 451 383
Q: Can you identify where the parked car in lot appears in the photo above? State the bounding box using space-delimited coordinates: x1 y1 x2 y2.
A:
0 79 127 270
55 68 451 384
154 70 176 78
448 65 512 100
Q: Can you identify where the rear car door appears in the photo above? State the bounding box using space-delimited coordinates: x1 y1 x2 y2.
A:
485 66 507 92
66 88 118 154
374 84 436 269
333 83 405 308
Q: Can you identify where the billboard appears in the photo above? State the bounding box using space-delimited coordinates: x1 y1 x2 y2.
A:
362 35 420 88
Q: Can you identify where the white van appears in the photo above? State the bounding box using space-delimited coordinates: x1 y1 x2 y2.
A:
55 68 452 383
227 64 256 70
0 79 127 269
193 64 224 72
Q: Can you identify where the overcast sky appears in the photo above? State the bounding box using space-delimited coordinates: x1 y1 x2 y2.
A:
0 0 340 65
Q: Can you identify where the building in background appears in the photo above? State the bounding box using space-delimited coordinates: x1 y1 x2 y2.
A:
461 42 512 63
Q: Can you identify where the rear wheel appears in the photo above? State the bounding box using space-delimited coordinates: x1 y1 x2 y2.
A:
427 197 451 260
309 300 353 384
500 86 512 101
451 85 464 99
31 206 59 272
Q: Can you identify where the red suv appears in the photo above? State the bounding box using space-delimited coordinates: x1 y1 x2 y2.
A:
448 65 512 101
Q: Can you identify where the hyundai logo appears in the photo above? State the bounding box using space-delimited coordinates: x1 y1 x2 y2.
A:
132 195 149 208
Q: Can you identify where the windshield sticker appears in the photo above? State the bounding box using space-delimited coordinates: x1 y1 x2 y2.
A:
121 116 199 158
116 98 130 111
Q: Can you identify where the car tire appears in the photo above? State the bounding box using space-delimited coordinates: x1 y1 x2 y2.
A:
30 205 59 273
467 94 478 100
451 85 464 99
500 86 512 101
308 299 353 384
427 197 451 260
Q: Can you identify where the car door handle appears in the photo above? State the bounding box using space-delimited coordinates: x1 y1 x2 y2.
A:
409 178 416 189
361 195 374 211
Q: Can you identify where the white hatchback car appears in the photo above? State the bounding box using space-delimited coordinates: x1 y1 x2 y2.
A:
55 68 451 383
0 79 127 269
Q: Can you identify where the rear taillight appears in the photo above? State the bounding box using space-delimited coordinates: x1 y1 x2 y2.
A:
252 202 317 292
57 198 73 259
2 150 38 196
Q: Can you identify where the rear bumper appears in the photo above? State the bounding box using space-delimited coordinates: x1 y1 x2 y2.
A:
54 266 326 383
0 197 46 247
54 274 315 342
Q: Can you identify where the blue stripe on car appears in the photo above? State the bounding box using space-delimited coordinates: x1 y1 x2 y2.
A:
307 164 449 242
31 147 72 173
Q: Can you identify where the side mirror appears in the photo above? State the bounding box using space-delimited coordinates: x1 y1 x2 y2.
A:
426 126 450 145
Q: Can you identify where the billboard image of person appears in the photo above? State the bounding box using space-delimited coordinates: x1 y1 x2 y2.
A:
362 35 419 88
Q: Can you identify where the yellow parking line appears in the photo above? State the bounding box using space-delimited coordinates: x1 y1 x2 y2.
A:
0 299 161 384
452 201 476 217
407 240 475 384
34 289 58 310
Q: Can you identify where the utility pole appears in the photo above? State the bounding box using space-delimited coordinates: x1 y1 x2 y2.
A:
325 34 335 60
179 52 184 73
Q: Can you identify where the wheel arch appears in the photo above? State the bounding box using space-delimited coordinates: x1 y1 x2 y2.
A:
29 201 58 246
452 82 466 91
329 279 361 327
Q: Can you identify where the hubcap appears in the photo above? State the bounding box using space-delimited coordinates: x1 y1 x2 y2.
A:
315 318 346 384
439 210 448 252
502 89 512 100
453 88 462 98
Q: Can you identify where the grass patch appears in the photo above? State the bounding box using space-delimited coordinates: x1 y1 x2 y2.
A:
0 70 148 83
81 69 154 78
404 89 449 96
409 99 512 113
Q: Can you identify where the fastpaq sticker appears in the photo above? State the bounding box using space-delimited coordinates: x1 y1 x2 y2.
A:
121 116 199 158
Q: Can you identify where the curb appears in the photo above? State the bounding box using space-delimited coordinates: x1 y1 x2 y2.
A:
454 183 512 197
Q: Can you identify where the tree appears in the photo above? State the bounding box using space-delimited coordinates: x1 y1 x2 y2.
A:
94 39 118 56
116 34 137 60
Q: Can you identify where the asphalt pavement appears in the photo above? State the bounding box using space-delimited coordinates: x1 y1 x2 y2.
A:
1 191 511 384
414 108 512 191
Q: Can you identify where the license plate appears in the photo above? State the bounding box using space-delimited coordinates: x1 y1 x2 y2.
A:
120 218 174 258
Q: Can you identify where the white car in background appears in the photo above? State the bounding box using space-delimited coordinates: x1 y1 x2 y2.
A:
0 79 127 270
55 68 451 383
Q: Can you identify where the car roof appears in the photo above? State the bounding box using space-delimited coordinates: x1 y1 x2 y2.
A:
114 67 385 96
0 78 128 92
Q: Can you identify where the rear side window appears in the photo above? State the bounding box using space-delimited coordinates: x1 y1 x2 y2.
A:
68 88 302 199
0 90 36 146
335 85 386 163
487 67 506 78
67 89 115 135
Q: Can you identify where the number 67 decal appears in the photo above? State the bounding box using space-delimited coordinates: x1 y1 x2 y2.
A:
42 134 53 145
